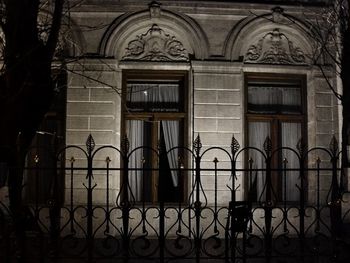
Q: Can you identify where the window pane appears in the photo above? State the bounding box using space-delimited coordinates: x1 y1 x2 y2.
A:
248 121 270 202
159 120 182 202
126 119 183 202
127 83 180 112
281 122 301 202
248 82 301 114
126 120 152 202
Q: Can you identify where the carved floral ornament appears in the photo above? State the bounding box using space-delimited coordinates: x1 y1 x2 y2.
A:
0 30 4 58
122 24 189 62
244 28 306 65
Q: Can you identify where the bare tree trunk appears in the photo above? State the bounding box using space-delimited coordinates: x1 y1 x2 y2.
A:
0 0 64 258
340 20 350 183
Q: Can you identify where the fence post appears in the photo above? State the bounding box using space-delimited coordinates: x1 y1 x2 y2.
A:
296 139 307 261
227 135 240 262
158 139 166 263
48 134 61 261
263 137 273 263
193 135 202 263
120 135 130 262
329 136 342 259
86 135 95 262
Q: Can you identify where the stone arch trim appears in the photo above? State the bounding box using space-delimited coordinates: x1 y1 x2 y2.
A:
224 12 314 64
99 8 209 60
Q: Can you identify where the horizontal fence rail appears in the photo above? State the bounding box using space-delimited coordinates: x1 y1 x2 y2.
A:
1 134 350 262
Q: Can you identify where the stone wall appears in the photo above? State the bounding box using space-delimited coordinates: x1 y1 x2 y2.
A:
64 1 340 206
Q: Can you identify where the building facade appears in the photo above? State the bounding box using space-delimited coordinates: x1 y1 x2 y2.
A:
59 0 340 207
3 1 350 261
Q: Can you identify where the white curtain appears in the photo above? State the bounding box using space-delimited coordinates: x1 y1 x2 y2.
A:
281 122 301 201
127 83 179 111
248 86 301 113
126 83 181 199
248 87 280 106
162 121 179 187
248 122 270 201
127 120 144 201
281 88 301 106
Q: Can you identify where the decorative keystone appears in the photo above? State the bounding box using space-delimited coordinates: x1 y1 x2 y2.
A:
272 6 284 23
149 1 161 18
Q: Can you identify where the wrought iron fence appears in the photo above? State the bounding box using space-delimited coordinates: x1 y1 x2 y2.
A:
1 134 350 262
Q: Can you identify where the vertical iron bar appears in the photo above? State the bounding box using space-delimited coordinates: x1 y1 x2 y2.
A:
122 152 130 262
330 153 341 259
177 157 183 234
191 135 203 263
230 156 236 263
34 155 39 215
316 158 321 232
314 157 321 259
264 155 272 263
49 140 61 260
283 158 288 232
194 152 201 263
248 158 254 233
87 149 94 262
141 157 146 234
159 153 165 263
158 140 169 263
214 158 218 232
69 157 75 233
299 154 305 262
105 157 111 234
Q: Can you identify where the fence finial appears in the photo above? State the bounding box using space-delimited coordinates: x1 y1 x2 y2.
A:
329 135 338 156
297 138 307 156
263 136 272 156
121 134 130 155
86 134 95 153
231 134 240 155
193 134 202 155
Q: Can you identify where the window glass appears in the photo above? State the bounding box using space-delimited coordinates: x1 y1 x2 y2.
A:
123 73 186 203
126 83 180 112
247 81 301 114
246 75 304 203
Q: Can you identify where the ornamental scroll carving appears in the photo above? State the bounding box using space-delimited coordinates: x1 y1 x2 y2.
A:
244 29 306 65
122 24 189 62
0 30 4 59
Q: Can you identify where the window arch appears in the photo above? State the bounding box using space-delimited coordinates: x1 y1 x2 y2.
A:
224 11 313 63
99 7 209 60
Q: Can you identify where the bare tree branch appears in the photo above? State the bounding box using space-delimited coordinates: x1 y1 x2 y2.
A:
65 67 122 96
46 0 64 59
318 64 343 100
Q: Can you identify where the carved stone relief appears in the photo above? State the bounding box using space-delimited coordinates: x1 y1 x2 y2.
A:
244 28 306 65
0 30 4 59
122 24 189 62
